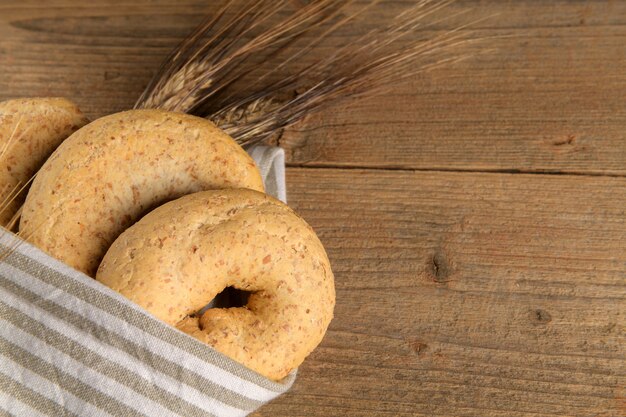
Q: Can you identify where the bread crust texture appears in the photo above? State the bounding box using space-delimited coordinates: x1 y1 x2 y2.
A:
96 189 335 381
20 109 263 276
0 97 88 226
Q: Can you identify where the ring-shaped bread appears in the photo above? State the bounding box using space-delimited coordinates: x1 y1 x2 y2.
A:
0 98 88 227
96 189 335 381
20 109 263 276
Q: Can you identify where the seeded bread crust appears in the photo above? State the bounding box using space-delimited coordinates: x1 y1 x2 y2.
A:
96 189 335 381
20 109 263 276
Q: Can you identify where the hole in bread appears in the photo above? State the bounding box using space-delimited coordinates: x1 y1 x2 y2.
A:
199 287 252 313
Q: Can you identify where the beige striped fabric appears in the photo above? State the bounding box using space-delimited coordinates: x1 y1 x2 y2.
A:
0 146 294 416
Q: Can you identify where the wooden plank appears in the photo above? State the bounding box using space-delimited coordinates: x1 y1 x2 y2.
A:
1 1 625 174
0 0 204 115
279 0 626 175
253 168 626 417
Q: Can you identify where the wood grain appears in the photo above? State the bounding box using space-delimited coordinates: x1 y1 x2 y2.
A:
255 168 626 417
0 1 624 416
279 0 626 175
1 1 625 174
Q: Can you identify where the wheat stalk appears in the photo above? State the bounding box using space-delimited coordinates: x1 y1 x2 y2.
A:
211 97 279 131
139 61 214 111
136 0 348 113
136 0 484 146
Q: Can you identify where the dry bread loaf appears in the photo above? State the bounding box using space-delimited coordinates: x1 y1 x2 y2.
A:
20 109 263 276
96 189 335 381
0 98 88 227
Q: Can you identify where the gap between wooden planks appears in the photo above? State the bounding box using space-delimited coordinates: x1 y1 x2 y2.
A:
276 0 626 175
253 168 626 417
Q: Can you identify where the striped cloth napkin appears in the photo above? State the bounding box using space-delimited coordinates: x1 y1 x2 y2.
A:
0 146 293 417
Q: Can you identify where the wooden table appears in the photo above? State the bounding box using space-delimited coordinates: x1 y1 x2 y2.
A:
1 1 624 416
